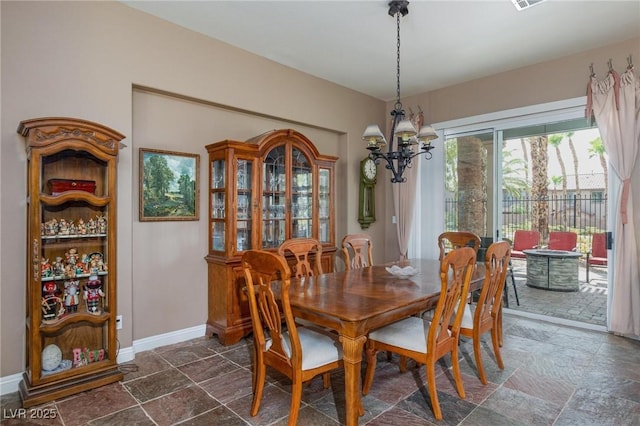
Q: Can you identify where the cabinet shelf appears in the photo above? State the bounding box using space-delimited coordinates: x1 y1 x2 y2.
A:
18 117 125 408
40 193 110 207
41 271 108 282
39 311 111 332
41 234 107 241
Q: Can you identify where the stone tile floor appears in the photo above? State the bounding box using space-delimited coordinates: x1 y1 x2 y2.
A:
3 313 639 425
503 259 608 327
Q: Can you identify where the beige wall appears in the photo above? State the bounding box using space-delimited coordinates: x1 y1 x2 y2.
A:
1 0 638 382
404 37 640 124
0 1 385 378
131 88 344 338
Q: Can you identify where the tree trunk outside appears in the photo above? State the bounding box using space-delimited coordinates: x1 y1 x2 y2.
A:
568 135 581 218
457 136 486 236
528 136 549 243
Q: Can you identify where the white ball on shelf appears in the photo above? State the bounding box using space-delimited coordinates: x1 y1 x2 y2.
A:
42 344 62 371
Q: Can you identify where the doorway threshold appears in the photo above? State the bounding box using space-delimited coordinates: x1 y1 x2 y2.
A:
503 308 607 333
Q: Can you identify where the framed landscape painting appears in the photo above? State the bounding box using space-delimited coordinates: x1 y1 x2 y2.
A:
139 148 200 221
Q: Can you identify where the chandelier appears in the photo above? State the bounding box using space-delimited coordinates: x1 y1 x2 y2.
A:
362 0 437 183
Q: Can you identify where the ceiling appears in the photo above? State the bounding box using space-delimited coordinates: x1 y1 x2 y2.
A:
122 1 640 101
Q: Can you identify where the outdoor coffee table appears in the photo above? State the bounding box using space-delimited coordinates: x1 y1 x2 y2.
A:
523 249 582 291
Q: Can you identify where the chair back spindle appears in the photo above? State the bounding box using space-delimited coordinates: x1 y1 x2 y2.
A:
277 238 323 278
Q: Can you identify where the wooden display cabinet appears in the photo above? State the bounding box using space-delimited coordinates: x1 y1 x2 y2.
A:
17 117 125 407
205 129 337 344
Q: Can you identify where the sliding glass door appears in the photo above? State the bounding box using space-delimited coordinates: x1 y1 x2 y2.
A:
443 129 496 241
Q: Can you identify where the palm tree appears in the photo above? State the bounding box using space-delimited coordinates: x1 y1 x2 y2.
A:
456 135 486 236
528 136 549 242
588 136 608 197
519 138 530 194
550 175 563 228
548 134 568 228
502 151 528 198
565 131 581 218
444 139 458 193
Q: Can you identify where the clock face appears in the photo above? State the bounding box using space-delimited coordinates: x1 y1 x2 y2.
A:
363 159 377 180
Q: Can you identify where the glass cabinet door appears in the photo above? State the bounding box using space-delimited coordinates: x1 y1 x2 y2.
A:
262 146 286 249
318 168 331 243
210 159 225 252
236 159 253 252
291 147 313 239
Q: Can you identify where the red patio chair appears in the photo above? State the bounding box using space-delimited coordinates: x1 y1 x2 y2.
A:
509 230 540 259
586 233 607 282
548 231 577 251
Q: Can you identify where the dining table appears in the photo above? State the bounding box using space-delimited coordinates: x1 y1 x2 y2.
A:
287 258 486 426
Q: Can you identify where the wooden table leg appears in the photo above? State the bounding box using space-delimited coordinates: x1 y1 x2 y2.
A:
340 334 367 426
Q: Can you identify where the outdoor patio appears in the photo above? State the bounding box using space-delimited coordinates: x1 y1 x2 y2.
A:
504 258 608 327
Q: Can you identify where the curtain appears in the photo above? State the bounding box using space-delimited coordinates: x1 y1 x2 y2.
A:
393 109 423 260
587 66 640 336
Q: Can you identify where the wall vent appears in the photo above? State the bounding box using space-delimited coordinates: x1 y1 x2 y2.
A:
512 0 547 11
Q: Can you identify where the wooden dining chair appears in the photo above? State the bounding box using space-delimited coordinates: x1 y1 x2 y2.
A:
362 247 476 421
438 231 481 262
241 250 343 426
277 237 323 278
459 240 510 385
341 233 373 270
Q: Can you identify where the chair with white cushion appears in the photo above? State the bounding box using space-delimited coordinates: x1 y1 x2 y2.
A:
459 240 510 384
241 250 343 426
362 247 476 421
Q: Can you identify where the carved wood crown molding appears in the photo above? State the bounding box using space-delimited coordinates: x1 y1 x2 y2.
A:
34 128 117 150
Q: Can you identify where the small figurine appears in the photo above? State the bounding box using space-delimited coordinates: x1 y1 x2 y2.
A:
77 218 87 235
64 280 80 313
42 282 63 321
53 256 65 277
96 215 107 234
84 276 104 314
58 218 69 235
87 218 97 235
68 220 77 236
66 248 79 266
45 219 58 236
64 264 76 278
41 258 52 278
89 253 106 274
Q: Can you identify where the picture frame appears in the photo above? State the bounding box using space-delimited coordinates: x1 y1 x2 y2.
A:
139 148 200 221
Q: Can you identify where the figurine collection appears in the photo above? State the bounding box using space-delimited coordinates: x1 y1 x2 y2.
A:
41 249 107 280
41 214 107 238
41 275 105 321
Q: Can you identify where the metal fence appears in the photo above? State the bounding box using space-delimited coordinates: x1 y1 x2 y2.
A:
445 194 607 250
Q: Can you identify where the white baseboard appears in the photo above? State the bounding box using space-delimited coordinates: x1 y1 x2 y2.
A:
0 373 23 396
1 324 208 397
503 308 608 333
130 324 207 354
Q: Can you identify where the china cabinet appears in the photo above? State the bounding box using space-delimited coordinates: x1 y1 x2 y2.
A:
17 117 125 407
205 129 337 344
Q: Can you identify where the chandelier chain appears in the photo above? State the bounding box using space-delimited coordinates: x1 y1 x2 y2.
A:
395 10 402 110
363 0 436 183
